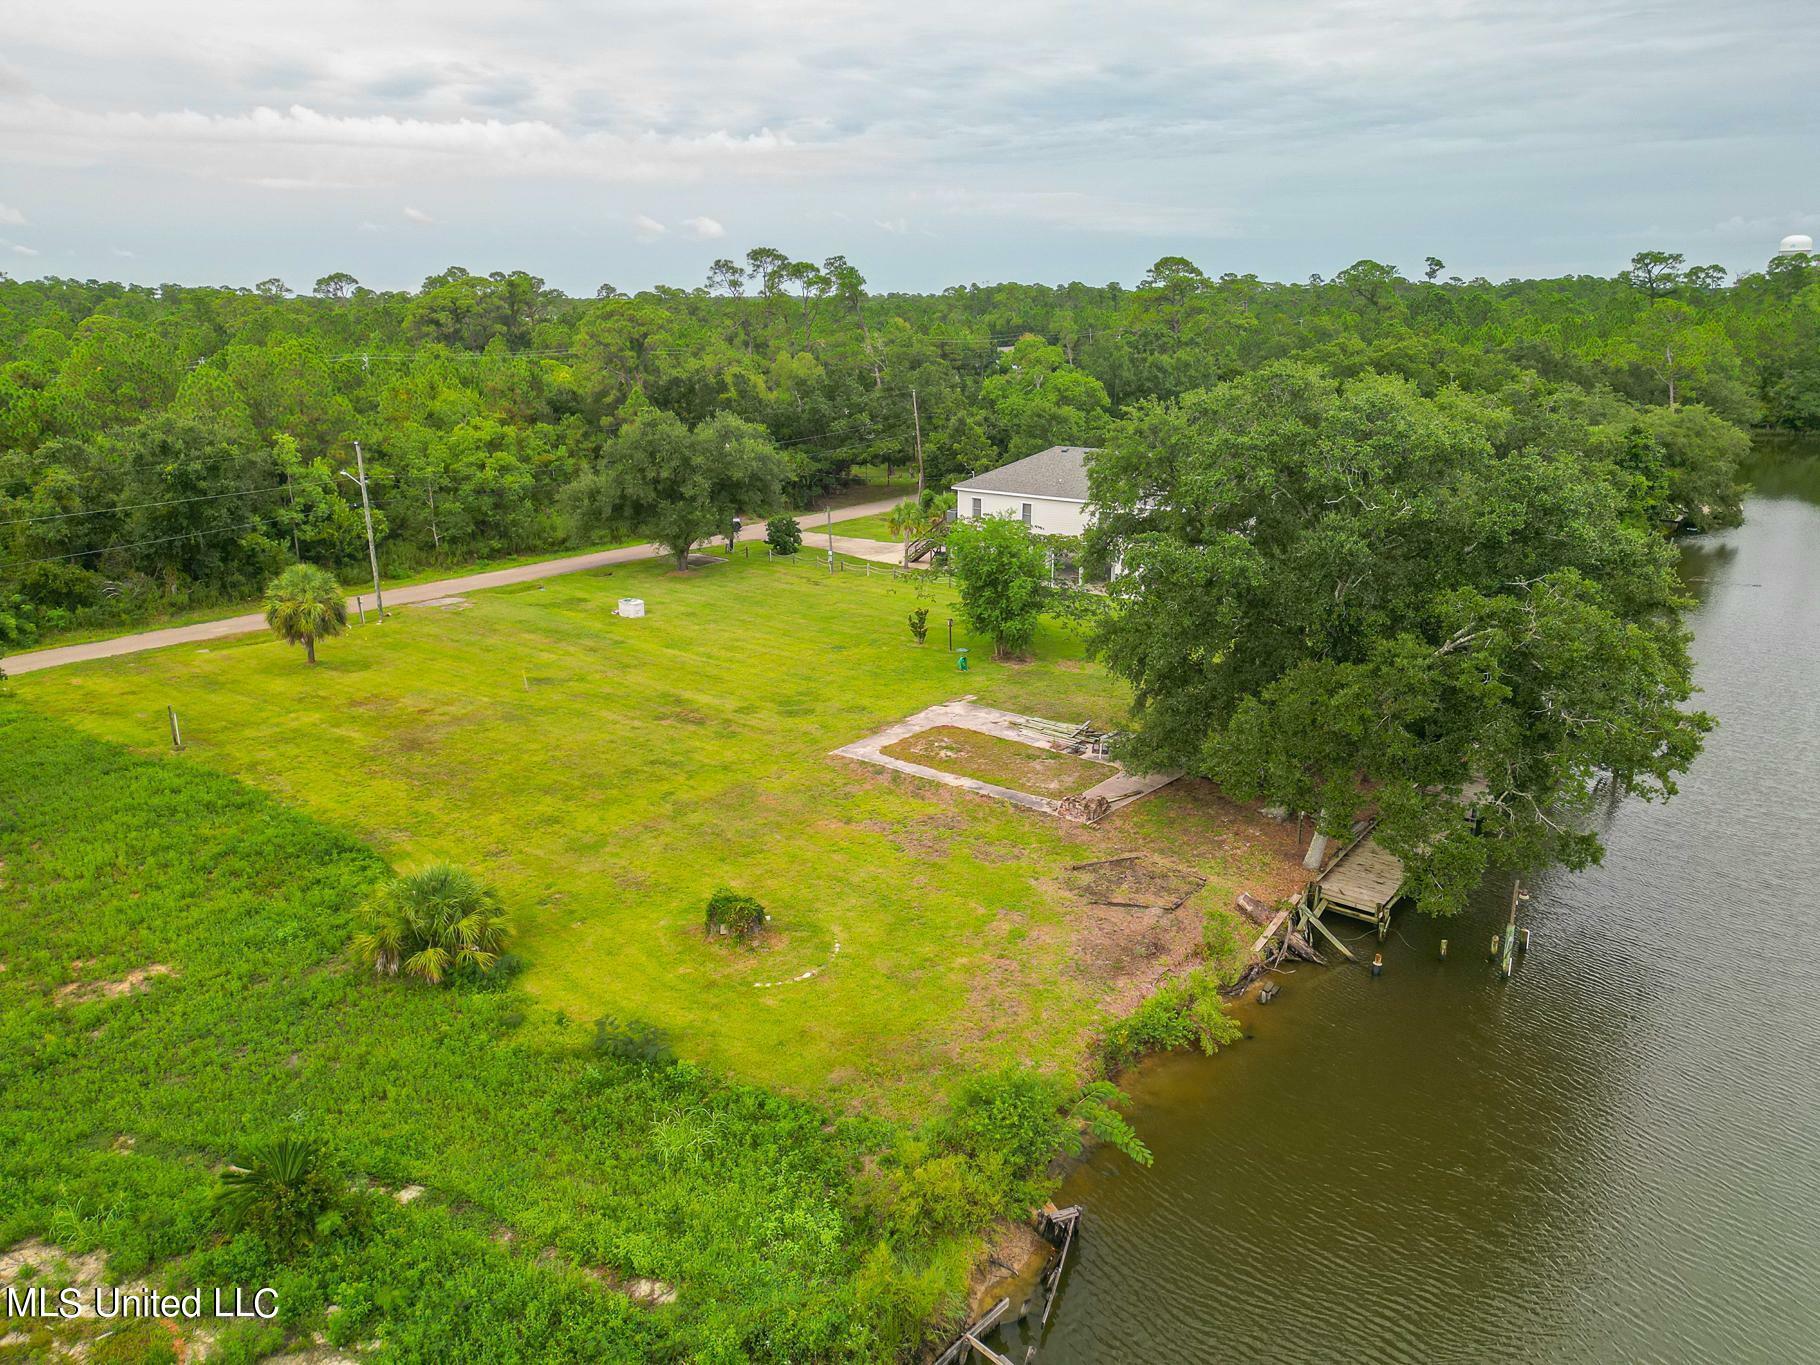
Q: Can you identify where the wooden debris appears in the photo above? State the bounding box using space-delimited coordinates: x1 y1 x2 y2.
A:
1248 908 1291 956
1056 793 1112 824
1235 891 1277 927
1070 855 1205 910
932 1298 1011 1365
1300 905 1359 963
1036 1205 1082 1329
963 1333 1017 1365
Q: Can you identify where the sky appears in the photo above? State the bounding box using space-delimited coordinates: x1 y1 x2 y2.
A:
1 0 1815 295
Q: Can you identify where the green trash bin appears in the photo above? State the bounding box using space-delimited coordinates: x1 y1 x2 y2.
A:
956 648 969 672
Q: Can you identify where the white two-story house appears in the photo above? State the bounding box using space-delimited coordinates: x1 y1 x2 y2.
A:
951 445 1095 537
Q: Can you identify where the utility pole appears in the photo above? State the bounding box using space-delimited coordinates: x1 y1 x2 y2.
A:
341 440 384 620
825 502 835 573
911 387 925 499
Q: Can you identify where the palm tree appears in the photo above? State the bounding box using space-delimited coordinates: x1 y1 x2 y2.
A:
885 499 921 566
352 863 511 985
888 495 956 565
263 563 347 665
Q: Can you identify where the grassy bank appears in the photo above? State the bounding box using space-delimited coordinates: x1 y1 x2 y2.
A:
3 552 1306 1358
0 707 913 1361
14 555 1176 1113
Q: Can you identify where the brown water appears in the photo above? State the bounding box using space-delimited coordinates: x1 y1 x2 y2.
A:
998 442 1820 1364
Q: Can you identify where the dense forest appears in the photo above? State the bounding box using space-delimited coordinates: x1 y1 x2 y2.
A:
2 247 1816 651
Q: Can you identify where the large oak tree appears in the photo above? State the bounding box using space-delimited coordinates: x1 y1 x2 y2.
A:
561 409 788 569
1087 362 1710 912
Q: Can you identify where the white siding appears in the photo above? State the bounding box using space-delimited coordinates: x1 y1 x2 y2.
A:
952 489 1091 537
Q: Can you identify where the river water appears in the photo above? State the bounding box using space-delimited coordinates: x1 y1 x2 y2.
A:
1001 442 1820 1364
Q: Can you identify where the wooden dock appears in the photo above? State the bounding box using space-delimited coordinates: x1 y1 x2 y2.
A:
1304 824 1408 942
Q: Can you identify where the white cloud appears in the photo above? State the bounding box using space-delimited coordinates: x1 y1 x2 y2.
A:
682 215 725 239
632 213 666 241
0 95 817 191
0 0 1812 285
10 242 40 256
112 246 136 258
0 202 25 226
402 205 433 224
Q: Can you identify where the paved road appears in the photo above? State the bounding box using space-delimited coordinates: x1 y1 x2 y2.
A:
7 499 909 676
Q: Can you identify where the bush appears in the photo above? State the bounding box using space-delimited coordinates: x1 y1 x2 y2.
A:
593 1016 676 1068
214 1137 362 1261
765 515 802 556
938 1069 1072 1178
888 1152 999 1239
1201 907 1250 987
932 1068 1152 1205
351 863 511 985
704 887 766 939
907 607 929 645
1102 969 1242 1071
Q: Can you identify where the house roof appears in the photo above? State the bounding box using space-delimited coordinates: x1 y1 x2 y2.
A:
952 446 1095 503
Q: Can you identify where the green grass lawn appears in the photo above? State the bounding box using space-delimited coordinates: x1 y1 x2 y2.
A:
15 535 639 653
14 554 1196 1116
822 510 905 543
18 472 908 656
880 726 1113 798
0 706 943 1361
3 552 1308 1359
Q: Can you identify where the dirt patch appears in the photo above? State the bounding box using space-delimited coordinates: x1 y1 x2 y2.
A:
589 1266 679 1307
1067 854 1205 910
880 726 1108 798
1125 779 1320 904
967 1219 1054 1320
1064 897 1205 1014
1 1238 108 1288
53 963 174 1006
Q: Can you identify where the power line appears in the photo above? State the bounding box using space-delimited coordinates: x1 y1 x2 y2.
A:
772 422 909 449
0 482 289 529
3 424 909 529
0 518 274 572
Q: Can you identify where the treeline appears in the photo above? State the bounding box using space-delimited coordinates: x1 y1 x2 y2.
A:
1 248 1815 648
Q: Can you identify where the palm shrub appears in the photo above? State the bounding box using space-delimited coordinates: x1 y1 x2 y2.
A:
352 863 511 984
263 563 347 665
215 1136 355 1258
704 887 766 938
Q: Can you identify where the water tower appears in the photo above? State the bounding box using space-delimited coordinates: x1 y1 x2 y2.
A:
1780 233 1815 254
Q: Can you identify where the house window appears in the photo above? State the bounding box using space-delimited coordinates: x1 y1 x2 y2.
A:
1021 503 1032 525
971 497 981 518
